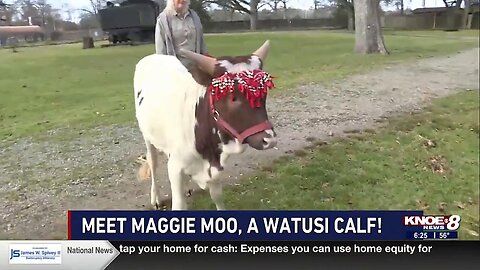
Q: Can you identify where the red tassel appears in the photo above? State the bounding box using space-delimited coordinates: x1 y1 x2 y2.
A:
209 69 275 108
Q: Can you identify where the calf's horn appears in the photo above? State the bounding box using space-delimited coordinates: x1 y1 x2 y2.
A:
179 49 217 76
252 40 270 62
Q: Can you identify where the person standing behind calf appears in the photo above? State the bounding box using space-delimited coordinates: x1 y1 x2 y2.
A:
155 0 209 70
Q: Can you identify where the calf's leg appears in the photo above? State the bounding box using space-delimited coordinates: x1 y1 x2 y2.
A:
168 158 187 210
208 181 225 210
145 140 161 209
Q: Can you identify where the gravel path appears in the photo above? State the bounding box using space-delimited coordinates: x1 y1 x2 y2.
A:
1 48 478 240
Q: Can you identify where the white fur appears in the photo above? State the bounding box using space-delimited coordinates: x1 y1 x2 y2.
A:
219 139 247 167
218 56 262 73
134 54 253 211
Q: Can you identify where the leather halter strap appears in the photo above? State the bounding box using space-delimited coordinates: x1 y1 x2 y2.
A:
209 93 272 143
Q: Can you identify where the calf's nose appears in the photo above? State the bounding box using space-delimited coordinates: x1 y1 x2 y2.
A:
262 129 277 149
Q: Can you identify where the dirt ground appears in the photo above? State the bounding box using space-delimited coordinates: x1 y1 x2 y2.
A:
0 48 478 240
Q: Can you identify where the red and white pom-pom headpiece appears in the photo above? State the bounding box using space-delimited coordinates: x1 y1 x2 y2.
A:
208 69 275 108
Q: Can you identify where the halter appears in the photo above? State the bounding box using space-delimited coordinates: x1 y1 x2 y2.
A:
208 69 275 143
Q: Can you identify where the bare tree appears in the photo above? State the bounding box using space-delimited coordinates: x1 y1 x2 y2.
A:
266 0 280 10
394 0 405 14
13 0 39 24
441 0 463 7
270 0 287 10
209 0 267 30
82 0 106 16
1 1 13 24
353 0 388 54
76 0 108 30
266 0 288 19
61 2 74 21
385 0 412 14
35 0 52 26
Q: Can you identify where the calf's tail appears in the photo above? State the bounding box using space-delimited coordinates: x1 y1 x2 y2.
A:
137 157 151 182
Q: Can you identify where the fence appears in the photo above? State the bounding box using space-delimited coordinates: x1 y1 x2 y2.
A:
383 12 468 30
51 29 106 42
205 18 348 33
203 13 474 33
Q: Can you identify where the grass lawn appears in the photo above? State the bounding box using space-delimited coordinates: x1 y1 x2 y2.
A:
0 30 479 142
190 90 480 240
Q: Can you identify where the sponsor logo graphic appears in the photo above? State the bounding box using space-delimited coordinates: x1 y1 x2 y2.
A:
9 244 62 264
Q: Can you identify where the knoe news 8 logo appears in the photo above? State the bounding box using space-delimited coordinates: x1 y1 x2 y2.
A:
403 214 461 230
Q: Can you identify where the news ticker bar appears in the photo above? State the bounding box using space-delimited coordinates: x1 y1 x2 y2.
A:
2 240 479 270
68 210 464 240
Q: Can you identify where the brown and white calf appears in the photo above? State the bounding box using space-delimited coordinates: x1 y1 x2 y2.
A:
133 40 277 210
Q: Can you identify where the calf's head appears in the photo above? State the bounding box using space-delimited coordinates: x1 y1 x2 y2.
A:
181 40 277 150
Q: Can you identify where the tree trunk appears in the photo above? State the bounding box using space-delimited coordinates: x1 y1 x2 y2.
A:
354 0 389 54
374 3 388 54
82 36 95 49
400 0 404 14
462 0 470 29
249 0 259 31
455 0 463 8
347 9 355 31
249 11 258 30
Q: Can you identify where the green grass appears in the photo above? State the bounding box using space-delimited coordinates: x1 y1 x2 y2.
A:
0 30 478 142
191 90 480 240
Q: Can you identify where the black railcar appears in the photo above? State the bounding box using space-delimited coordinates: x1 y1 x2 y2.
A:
98 0 161 44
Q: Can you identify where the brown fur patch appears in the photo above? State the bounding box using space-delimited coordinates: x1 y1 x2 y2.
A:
194 93 229 170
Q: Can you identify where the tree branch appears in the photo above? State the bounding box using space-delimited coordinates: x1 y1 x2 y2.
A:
213 0 251 14
79 8 95 15
258 2 269 9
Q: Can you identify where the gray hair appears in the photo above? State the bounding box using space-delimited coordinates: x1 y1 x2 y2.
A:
165 0 191 14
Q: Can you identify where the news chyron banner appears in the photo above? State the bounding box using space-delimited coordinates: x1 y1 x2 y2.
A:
68 210 461 241
0 210 474 270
